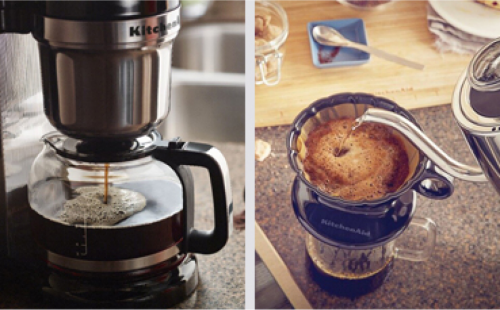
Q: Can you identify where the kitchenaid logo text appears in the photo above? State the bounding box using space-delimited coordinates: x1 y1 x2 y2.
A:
129 16 180 37
320 219 371 237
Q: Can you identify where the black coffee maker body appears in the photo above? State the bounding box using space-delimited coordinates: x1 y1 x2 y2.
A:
0 1 232 307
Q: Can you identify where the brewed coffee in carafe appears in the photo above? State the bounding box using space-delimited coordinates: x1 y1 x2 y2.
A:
30 163 183 229
28 134 185 261
306 234 394 297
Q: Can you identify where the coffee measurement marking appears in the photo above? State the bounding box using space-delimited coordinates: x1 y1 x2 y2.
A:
76 211 88 257
104 163 110 204
335 119 363 157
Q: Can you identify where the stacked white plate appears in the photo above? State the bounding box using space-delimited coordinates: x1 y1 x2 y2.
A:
429 0 500 39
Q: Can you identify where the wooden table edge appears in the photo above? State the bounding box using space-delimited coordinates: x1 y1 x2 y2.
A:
255 222 313 310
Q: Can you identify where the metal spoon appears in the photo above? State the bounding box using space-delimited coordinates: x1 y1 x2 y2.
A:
312 25 425 70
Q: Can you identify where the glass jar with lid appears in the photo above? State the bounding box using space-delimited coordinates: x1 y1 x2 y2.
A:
255 0 289 86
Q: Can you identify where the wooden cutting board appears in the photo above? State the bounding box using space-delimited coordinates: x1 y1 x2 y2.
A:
255 0 474 128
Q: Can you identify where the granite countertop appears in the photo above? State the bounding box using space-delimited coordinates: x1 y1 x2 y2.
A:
0 142 245 309
255 104 500 308
178 142 245 309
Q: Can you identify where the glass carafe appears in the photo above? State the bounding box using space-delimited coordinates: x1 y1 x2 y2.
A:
27 131 232 273
29 143 183 229
306 217 436 297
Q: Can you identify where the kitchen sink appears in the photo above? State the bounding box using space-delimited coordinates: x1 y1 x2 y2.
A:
158 22 245 143
159 70 245 143
172 23 245 74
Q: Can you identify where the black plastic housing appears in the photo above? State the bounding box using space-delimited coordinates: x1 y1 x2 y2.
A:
0 0 180 33
0 1 36 33
40 0 180 20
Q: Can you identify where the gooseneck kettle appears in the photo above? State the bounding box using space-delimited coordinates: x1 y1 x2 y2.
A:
359 39 500 193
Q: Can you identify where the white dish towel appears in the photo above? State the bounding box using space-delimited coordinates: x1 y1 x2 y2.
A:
427 4 492 54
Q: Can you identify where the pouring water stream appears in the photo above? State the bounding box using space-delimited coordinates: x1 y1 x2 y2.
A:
335 119 363 157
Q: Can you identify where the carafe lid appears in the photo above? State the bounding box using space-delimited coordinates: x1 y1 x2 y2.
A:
43 130 161 163
453 39 500 132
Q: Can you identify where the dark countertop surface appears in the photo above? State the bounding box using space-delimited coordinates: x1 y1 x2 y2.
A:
255 252 293 309
255 104 500 309
0 142 245 309
178 142 245 309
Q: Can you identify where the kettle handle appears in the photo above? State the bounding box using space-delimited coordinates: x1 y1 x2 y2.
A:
153 141 232 254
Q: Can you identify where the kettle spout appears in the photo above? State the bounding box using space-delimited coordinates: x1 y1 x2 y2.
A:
357 108 488 183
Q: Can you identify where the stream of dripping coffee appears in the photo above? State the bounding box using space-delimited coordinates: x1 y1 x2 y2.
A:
104 163 110 204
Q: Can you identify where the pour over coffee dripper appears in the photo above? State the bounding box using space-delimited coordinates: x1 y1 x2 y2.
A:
288 93 453 247
287 93 452 295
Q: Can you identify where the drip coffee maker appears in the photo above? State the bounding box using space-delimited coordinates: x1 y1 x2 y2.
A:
287 94 450 296
0 1 232 306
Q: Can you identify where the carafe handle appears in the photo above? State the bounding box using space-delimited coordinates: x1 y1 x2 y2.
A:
394 217 436 262
153 141 232 254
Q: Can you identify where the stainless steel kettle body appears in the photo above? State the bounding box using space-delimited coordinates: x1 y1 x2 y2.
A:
450 70 500 193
